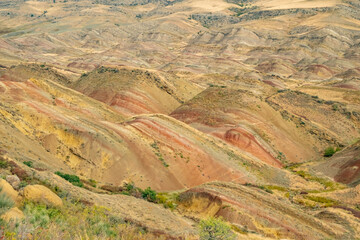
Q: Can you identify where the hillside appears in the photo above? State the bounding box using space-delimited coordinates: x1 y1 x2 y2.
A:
0 0 360 239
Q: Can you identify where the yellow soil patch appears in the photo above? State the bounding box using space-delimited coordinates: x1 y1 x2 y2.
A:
256 0 339 10
181 0 237 12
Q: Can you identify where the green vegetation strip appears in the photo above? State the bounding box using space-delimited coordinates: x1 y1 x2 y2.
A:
55 171 84 187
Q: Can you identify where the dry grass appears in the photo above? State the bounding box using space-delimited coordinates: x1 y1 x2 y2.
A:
2 200 164 240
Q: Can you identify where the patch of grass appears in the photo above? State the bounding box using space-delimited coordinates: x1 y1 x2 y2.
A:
88 179 97 188
332 104 338 111
265 185 288 192
295 170 312 179
244 183 273 194
304 195 338 207
293 170 343 191
0 159 8 168
156 192 178 210
259 185 273 194
295 198 317 208
286 163 344 192
55 171 84 188
3 199 161 239
284 163 302 171
284 192 290 199
231 224 248 234
0 188 14 215
310 177 336 189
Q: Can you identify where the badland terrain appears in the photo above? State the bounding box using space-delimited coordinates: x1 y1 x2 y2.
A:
0 0 360 239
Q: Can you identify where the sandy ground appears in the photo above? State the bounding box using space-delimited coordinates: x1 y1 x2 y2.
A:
256 0 340 10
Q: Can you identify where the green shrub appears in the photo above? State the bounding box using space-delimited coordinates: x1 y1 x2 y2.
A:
55 171 83 187
23 161 33 168
324 147 338 157
125 182 135 192
142 187 157 203
199 217 236 240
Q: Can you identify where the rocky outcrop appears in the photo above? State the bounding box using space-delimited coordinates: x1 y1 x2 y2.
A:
6 175 20 190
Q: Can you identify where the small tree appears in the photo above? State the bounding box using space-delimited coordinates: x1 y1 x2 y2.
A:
199 217 236 240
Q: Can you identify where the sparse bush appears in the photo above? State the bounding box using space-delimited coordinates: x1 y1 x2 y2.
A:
332 104 338 111
0 188 14 215
199 217 236 240
0 159 8 168
88 179 97 188
125 182 135 192
150 142 169 167
55 171 83 187
121 182 143 198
